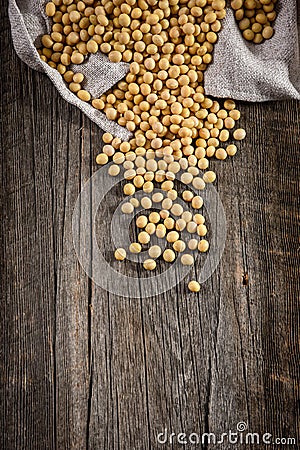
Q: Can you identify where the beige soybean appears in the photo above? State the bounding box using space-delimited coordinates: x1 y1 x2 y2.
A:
156 224 167 238
194 214 205 225
114 248 126 261
215 148 227 160
181 173 193 185
148 245 162 259
191 196 203 209
121 202 134 214
203 171 216 183
173 240 186 253
162 198 173 210
160 210 169 220
233 128 246 140
149 212 160 224
186 221 197 234
123 183 135 196
143 259 157 270
130 198 140 208
226 144 238 156
175 219 186 232
129 242 142 254
188 280 200 292
197 224 208 236
138 231 151 244
181 254 194 266
167 190 178 201
108 165 120 177
152 192 164 203
198 239 210 252
136 215 148 228
182 191 194 202
164 217 175 230
171 203 184 217
96 153 108 165
163 249 176 263
192 177 206 190
167 231 180 243
141 197 152 209
188 238 199 250
145 223 156 235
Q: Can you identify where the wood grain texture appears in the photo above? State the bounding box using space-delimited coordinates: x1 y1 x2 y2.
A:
1 2 299 449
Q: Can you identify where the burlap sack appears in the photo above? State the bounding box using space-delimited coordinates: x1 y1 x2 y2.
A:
205 1 300 101
8 0 300 136
8 0 132 140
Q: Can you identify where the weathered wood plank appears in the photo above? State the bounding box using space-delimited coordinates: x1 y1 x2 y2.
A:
86 108 300 450
1 14 56 450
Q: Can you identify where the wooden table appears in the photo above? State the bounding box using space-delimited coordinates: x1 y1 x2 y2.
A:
1 4 299 449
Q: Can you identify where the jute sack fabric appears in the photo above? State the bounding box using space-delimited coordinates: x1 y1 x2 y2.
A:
8 0 300 137
205 1 300 101
8 0 132 140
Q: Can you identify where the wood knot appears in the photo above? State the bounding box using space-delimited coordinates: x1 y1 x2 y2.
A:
242 273 249 286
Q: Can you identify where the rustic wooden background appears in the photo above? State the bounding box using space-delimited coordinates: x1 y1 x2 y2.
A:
1 3 299 450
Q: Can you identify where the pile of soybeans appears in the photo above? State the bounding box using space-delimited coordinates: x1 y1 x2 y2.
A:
39 0 276 293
